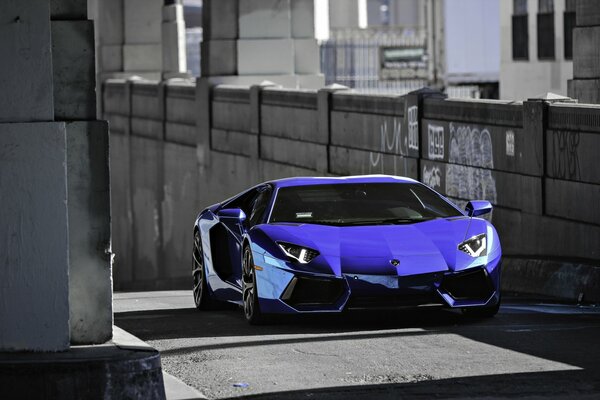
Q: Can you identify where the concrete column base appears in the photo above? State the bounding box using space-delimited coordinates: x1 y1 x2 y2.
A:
0 328 166 400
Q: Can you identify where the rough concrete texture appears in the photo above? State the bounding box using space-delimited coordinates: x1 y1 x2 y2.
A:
261 135 327 171
50 0 87 19
503 258 600 302
545 178 600 225
52 20 96 120
576 0 600 27
202 0 238 40
237 39 295 75
123 44 162 72
211 129 258 157
201 39 238 76
572 27 600 79
104 81 600 291
109 133 134 288
0 122 70 351
568 78 600 106
291 0 315 38
66 121 113 345
0 341 165 400
294 39 320 74
115 291 600 399
239 0 292 39
0 0 54 122
124 0 162 44
260 105 320 142
100 44 124 72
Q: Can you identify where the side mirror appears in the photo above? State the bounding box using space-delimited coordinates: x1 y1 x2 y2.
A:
217 208 246 222
465 200 492 217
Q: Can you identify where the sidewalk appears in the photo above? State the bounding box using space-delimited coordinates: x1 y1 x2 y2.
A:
114 326 206 400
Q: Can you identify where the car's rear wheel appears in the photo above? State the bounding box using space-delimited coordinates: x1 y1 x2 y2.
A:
242 245 265 325
193 230 213 310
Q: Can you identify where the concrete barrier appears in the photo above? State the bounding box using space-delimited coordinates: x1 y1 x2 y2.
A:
103 78 600 300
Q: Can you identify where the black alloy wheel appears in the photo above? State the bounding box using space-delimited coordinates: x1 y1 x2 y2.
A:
242 246 264 324
192 231 212 310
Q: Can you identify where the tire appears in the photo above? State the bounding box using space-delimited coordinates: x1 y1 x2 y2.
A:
242 245 266 325
192 230 213 310
462 296 501 318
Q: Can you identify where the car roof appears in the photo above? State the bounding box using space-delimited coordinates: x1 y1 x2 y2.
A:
266 175 419 189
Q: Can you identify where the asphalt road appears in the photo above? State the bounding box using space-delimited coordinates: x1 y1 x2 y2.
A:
114 291 600 399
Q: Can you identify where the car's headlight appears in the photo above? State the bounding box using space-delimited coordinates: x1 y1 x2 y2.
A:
277 242 319 264
458 233 487 257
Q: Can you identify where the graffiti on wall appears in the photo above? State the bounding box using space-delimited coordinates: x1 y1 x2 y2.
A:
365 118 408 174
407 106 419 151
505 130 515 157
427 124 444 160
422 165 441 190
423 121 498 204
446 122 497 203
551 130 580 180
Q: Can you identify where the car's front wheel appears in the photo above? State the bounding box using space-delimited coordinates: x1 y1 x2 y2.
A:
242 245 265 325
192 230 213 310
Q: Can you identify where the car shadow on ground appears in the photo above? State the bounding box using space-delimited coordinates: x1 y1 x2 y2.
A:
115 304 469 342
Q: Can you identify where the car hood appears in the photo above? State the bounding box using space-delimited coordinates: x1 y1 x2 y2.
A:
258 218 494 276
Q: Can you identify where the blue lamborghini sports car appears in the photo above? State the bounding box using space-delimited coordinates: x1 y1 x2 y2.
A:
192 175 501 324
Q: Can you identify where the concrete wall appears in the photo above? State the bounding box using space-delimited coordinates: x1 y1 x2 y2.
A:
500 0 573 100
104 78 600 295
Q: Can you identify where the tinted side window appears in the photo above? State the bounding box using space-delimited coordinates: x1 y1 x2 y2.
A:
248 187 272 227
224 189 259 217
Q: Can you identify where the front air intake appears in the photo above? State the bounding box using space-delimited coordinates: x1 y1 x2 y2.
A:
440 268 494 301
281 276 346 307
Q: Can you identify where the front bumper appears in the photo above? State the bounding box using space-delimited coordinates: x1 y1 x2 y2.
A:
254 252 502 314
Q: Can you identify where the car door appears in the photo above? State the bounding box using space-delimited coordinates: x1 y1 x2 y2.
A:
208 188 260 300
227 185 273 288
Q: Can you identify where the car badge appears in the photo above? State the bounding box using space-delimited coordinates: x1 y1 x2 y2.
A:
390 259 400 267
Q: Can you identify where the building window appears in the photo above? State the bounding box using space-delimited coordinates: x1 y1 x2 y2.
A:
512 0 529 60
564 0 576 60
537 0 555 60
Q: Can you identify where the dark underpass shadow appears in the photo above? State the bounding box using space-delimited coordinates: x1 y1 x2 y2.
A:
114 305 468 342
115 303 600 399
225 370 600 400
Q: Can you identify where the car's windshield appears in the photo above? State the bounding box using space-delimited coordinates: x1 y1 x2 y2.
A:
269 182 463 226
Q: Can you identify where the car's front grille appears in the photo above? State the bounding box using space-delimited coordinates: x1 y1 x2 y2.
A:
440 267 494 301
281 276 346 307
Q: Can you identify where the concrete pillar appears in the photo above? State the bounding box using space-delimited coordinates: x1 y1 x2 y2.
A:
162 0 188 78
2 0 118 354
51 0 113 346
201 0 324 89
0 0 69 351
568 0 600 103
317 84 350 173
201 0 239 76
123 0 163 76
